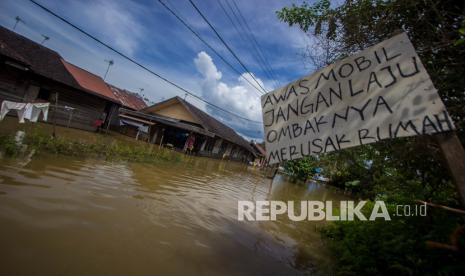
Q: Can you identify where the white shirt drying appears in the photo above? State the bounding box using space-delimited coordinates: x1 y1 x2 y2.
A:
0 100 50 123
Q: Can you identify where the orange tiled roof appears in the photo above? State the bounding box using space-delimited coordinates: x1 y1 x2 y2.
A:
61 60 119 103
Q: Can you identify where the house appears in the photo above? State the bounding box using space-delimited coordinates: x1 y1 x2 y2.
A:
108 84 147 111
107 84 147 130
0 26 254 161
0 26 145 131
61 60 147 130
119 96 257 162
250 142 267 167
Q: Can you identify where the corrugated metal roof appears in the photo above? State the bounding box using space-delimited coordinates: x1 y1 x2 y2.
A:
107 84 147 110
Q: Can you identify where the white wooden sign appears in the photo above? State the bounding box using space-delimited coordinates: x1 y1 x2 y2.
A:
262 33 455 165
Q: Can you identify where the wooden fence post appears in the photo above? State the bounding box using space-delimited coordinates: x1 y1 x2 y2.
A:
435 132 465 207
52 92 59 138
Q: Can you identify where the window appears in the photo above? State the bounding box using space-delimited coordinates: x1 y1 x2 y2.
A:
37 88 51 101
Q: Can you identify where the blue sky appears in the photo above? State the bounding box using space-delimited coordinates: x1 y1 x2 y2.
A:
0 0 312 141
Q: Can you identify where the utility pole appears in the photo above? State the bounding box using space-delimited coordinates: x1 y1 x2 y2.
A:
40 34 49 45
13 16 25 30
103 59 114 80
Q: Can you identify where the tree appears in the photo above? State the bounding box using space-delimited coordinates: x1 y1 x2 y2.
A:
278 0 465 141
276 1 465 274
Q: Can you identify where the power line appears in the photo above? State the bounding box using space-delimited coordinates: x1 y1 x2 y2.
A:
188 0 267 94
157 0 263 96
221 0 280 89
27 0 262 124
231 0 281 87
217 0 278 89
230 0 282 88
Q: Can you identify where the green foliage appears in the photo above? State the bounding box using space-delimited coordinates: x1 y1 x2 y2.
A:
321 202 465 275
454 26 465 46
278 0 465 141
277 0 465 274
0 131 181 164
0 135 21 157
284 156 318 181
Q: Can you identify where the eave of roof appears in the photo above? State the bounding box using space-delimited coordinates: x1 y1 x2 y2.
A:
142 96 256 155
119 108 215 137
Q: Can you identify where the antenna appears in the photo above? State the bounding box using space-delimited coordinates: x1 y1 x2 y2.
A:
103 59 114 80
13 16 25 30
40 34 50 45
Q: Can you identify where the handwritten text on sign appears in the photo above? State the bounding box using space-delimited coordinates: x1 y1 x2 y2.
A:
262 33 455 165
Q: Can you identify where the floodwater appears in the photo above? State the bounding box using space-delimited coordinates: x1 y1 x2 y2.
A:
0 155 348 275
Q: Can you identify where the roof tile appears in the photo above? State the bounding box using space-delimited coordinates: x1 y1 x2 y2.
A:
61 60 119 102
108 84 147 110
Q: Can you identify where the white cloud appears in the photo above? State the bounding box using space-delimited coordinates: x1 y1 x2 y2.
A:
0 0 201 105
77 0 144 56
194 51 262 122
193 51 264 141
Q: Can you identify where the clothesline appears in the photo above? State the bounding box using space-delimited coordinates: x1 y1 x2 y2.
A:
0 90 77 111
0 100 49 123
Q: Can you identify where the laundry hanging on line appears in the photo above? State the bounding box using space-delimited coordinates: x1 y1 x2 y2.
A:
0 101 27 122
23 102 50 122
0 100 50 123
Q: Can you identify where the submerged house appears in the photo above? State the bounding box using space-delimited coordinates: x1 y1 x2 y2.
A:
250 142 267 167
0 26 253 162
60 60 147 130
0 26 145 131
107 84 148 133
119 97 256 162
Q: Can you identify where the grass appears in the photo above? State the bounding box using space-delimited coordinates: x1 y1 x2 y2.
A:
0 117 182 163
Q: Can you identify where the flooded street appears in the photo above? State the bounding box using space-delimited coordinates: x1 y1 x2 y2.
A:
0 155 347 275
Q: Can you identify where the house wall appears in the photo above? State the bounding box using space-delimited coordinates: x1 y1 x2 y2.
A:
0 65 29 101
212 138 223 154
150 102 201 125
106 103 121 128
224 143 233 157
0 64 108 132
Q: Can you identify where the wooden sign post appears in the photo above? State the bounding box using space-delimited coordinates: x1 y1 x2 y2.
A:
261 32 465 206
436 132 465 206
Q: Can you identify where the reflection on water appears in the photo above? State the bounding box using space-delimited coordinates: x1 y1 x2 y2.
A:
0 155 348 275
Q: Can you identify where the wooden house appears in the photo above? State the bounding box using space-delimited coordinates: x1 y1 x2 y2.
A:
250 142 267 167
119 97 257 162
0 26 146 131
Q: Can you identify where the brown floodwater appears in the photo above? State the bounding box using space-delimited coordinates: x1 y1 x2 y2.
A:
0 154 348 275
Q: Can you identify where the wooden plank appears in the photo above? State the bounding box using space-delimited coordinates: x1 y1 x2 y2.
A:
120 108 215 137
435 132 465 206
120 114 156 125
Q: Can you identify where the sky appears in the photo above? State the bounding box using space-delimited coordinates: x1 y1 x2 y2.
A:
0 0 313 141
